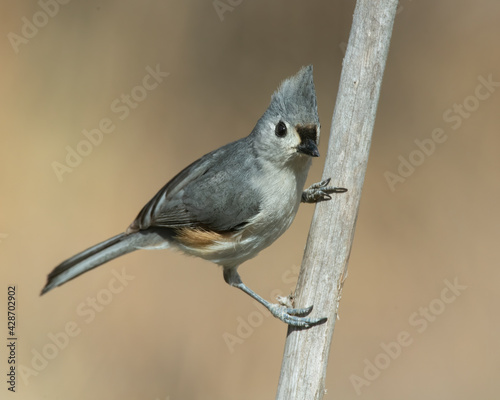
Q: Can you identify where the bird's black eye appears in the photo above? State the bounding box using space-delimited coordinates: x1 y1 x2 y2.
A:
275 121 287 137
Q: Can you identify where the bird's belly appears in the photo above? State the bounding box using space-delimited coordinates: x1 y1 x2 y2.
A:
177 178 303 267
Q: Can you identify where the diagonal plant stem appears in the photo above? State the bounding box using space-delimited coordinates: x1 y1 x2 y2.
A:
275 1 399 399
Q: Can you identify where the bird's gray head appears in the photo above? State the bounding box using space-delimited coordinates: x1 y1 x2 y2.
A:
252 65 320 166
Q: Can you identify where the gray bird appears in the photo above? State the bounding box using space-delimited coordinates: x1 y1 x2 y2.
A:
41 66 347 327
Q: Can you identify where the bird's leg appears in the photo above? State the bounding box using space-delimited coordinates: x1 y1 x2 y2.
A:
223 267 326 328
301 178 347 203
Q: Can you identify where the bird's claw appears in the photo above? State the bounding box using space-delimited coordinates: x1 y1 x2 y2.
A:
269 304 327 328
301 178 348 203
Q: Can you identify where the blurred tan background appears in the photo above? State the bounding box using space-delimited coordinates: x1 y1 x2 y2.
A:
1 1 499 399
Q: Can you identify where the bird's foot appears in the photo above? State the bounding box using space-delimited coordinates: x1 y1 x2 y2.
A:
301 178 347 203
268 304 327 328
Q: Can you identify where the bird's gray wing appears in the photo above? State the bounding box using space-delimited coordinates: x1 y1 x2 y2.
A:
128 139 262 233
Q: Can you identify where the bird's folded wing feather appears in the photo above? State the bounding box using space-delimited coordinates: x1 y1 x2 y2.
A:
128 140 261 233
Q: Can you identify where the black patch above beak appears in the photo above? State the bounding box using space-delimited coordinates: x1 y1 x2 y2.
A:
296 125 319 157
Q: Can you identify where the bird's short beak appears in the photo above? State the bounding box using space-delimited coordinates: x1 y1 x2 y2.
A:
296 124 320 157
297 138 320 157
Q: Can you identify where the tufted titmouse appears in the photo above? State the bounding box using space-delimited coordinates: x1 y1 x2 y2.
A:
41 66 346 327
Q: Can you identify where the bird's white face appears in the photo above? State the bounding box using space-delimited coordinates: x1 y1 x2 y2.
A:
257 118 320 166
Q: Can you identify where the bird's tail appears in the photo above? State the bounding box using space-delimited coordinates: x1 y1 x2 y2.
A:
41 231 154 295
